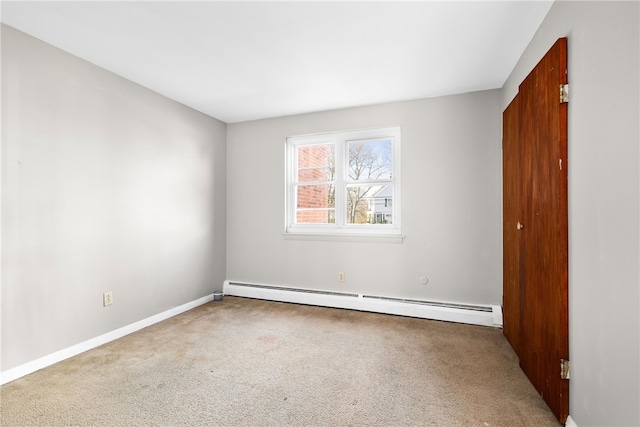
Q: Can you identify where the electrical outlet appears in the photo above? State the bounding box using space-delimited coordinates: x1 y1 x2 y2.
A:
338 272 345 282
103 291 113 307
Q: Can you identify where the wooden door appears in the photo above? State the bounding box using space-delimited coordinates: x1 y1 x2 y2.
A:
503 37 569 423
502 95 521 356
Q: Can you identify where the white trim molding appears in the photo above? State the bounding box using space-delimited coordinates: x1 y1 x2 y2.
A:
565 415 578 427
0 294 214 385
224 280 501 328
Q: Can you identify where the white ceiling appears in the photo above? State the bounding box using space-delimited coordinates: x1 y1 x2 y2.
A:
1 1 553 123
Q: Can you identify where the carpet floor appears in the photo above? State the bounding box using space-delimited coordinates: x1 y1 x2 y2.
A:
1 296 560 426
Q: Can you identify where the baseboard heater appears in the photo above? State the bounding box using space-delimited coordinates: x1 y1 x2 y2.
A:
223 281 502 328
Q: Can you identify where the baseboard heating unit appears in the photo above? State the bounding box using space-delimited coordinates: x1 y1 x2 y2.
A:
223 281 502 327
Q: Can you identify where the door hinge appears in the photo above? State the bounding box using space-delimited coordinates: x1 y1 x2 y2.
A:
561 359 571 380
560 84 569 103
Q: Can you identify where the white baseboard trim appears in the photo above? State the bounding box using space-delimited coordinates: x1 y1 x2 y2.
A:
491 304 503 326
565 415 577 426
224 280 501 328
0 294 213 386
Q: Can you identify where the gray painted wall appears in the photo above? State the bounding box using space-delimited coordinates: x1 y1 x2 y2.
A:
1 25 227 371
502 1 640 425
227 90 502 305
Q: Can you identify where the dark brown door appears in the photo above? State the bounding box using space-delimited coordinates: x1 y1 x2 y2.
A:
503 37 569 423
502 95 521 357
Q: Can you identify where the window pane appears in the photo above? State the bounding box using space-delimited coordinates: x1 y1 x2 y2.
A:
346 184 393 225
296 183 335 224
348 139 392 182
297 144 335 182
296 209 335 224
297 184 335 209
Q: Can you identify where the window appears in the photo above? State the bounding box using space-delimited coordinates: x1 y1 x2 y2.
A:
286 127 401 238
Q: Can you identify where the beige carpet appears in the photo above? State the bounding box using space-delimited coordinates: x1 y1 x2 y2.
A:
1 296 560 426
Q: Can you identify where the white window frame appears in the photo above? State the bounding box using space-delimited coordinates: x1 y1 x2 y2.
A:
285 127 401 239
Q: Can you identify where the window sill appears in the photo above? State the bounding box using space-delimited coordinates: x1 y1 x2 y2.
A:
283 232 405 244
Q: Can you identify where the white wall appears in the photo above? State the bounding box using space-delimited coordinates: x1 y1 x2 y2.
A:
502 2 640 425
1 25 227 371
227 90 502 306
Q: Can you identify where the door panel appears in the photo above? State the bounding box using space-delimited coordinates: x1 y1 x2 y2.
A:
502 95 521 356
503 37 569 424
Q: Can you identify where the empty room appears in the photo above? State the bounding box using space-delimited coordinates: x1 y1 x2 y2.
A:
1 1 638 426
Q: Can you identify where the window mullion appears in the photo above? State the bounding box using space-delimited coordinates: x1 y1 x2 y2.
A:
334 138 345 228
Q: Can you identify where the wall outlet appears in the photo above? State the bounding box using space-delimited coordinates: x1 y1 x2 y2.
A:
338 272 345 282
103 291 113 307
